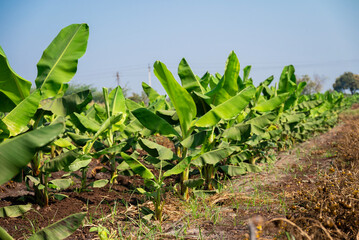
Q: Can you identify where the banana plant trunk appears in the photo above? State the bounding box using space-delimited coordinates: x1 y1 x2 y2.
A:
204 164 215 190
178 147 190 200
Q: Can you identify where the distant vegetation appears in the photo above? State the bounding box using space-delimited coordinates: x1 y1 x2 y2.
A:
333 72 359 94
65 83 148 104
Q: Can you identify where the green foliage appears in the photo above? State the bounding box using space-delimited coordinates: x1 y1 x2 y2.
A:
0 122 65 185
333 72 359 94
0 204 32 218
0 46 31 112
35 23 89 99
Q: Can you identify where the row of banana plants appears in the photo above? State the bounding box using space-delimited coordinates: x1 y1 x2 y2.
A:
0 23 357 238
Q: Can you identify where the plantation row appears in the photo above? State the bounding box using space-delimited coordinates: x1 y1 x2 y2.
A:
0 23 358 239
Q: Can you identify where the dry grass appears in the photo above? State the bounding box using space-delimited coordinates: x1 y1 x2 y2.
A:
279 117 359 240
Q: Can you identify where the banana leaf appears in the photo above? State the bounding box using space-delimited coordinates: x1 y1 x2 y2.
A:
163 157 191 177
108 86 126 116
2 90 42 137
154 61 196 138
27 212 86 240
35 24 89 99
222 51 240 96
132 108 180 137
0 226 14 240
191 147 236 167
220 163 261 177
195 86 255 127
72 112 101 133
222 123 251 141
0 46 31 112
178 58 204 94
142 82 161 103
139 139 174 160
121 153 154 179
0 204 32 218
43 150 79 173
41 90 92 116
0 122 65 185
253 93 290 112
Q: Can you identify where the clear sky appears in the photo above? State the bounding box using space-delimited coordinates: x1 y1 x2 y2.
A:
1 0 358 95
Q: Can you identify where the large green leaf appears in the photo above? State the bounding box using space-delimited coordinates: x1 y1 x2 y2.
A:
220 163 261 177
277 65 296 95
0 204 32 218
89 179 109 188
67 132 91 146
0 122 65 185
253 93 290 112
73 112 101 133
195 86 255 127
178 58 204 93
142 82 161 103
246 113 277 129
83 114 123 153
222 123 251 141
181 131 206 148
121 153 154 179
125 98 143 111
92 142 127 158
207 76 232 106
35 24 89 99
222 51 240 96
132 108 180 137
0 46 31 112
260 75 274 87
296 100 323 111
41 90 92 116
68 156 92 172
2 90 42 137
43 150 79 173
109 86 126 116
0 227 14 240
139 139 174 160
154 61 196 138
49 179 73 190
163 157 191 177
27 212 86 240
192 147 236 167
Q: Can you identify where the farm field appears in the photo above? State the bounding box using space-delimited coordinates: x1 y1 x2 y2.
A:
1 24 359 240
1 107 359 239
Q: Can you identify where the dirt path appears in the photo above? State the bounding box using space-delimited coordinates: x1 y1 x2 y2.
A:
164 123 346 239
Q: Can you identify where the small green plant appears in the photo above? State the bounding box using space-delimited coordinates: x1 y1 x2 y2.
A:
122 152 191 222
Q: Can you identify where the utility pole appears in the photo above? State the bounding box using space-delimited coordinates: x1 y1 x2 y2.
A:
116 72 120 86
148 64 152 87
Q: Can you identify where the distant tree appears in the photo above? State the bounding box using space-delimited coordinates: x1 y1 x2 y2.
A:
333 72 359 94
128 91 149 105
64 83 131 103
64 83 104 102
297 74 324 95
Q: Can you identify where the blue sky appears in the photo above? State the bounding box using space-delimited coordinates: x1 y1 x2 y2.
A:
1 0 358 95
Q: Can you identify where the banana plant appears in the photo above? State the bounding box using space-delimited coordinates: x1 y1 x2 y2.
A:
133 52 257 198
70 86 127 189
0 23 89 205
121 152 191 221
